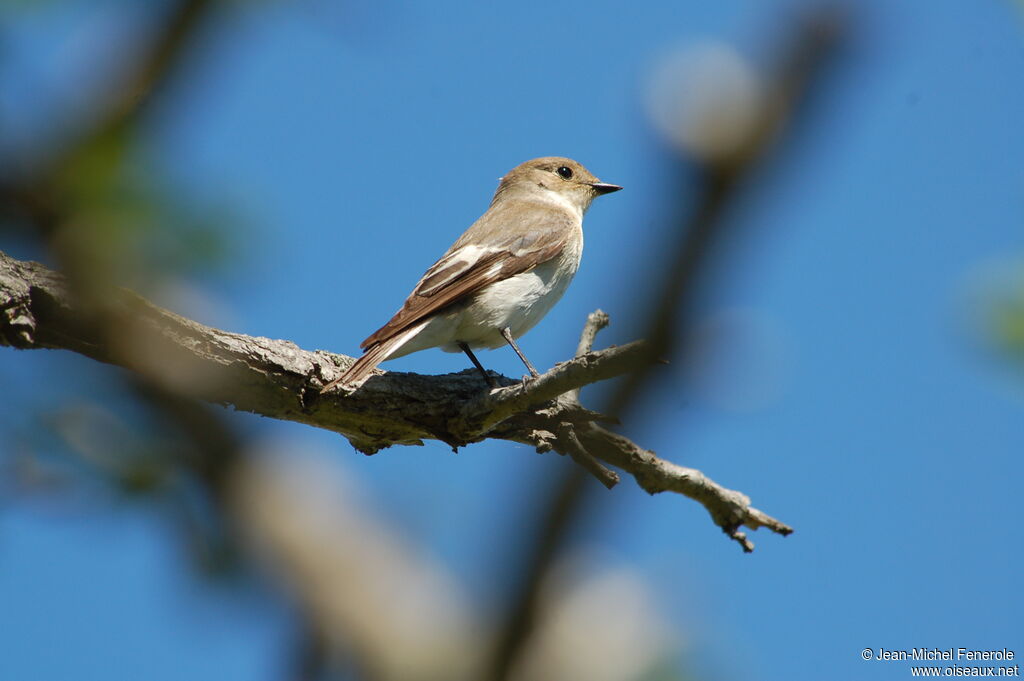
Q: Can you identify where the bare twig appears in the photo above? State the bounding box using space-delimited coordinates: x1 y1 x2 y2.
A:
571 424 793 552
558 424 619 490
574 309 610 357
454 339 646 438
570 309 610 403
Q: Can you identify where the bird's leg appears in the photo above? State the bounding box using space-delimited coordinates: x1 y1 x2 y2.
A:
459 342 498 388
501 327 540 378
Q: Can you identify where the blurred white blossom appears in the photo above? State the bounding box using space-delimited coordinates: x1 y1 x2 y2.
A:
646 41 767 162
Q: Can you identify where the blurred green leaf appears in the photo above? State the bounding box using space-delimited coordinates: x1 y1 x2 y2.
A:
48 128 237 295
990 285 1024 363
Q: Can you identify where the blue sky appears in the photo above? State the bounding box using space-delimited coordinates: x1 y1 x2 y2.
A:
1 1 1022 680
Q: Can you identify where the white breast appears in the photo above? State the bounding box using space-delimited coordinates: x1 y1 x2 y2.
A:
390 226 583 357
460 226 582 348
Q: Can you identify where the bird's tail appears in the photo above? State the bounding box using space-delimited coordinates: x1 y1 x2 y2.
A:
320 324 423 393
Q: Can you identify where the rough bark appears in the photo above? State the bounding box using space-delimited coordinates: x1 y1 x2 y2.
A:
0 249 792 551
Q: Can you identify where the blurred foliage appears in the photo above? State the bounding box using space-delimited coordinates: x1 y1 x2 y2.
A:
49 131 235 289
0 0 243 580
0 0 238 293
2 391 244 577
987 277 1024 368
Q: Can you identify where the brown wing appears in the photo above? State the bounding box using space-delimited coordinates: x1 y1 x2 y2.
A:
360 225 567 349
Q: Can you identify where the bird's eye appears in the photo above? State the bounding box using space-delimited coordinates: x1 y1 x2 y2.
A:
556 166 573 179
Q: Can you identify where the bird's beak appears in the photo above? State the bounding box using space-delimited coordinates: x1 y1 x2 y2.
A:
590 182 623 195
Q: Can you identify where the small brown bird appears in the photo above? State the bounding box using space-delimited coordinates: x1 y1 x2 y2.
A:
322 156 621 392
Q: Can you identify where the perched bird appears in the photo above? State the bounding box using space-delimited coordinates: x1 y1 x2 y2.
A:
322 156 621 393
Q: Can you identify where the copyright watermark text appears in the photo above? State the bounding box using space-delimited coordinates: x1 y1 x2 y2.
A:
860 648 1019 677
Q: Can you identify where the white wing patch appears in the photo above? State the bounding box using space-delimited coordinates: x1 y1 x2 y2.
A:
416 245 494 296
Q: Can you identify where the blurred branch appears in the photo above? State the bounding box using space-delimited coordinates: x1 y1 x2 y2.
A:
612 10 843 414
486 9 843 680
81 0 216 143
0 249 791 550
0 0 219 237
231 451 479 681
1 3 391 680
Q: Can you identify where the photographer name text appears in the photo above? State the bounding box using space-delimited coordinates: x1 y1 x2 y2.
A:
871 649 1015 662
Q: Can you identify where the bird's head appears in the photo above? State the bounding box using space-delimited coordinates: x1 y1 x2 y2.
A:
493 157 621 214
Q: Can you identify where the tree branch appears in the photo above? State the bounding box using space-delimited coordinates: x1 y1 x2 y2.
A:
453 339 644 439
0 249 790 550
